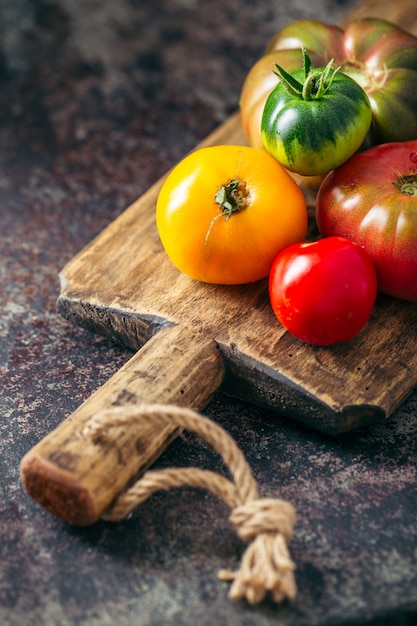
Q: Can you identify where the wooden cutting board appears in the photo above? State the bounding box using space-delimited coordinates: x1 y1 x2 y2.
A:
21 0 417 526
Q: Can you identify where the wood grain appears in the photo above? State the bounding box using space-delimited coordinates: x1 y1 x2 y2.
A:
21 0 417 525
21 326 225 525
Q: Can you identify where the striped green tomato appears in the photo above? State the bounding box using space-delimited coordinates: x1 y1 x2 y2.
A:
261 50 372 176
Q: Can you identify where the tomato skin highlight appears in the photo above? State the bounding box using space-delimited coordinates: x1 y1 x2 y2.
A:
316 140 417 301
156 145 308 285
269 236 377 346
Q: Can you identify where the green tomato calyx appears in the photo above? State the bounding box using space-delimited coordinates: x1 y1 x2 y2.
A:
274 47 341 101
205 179 249 242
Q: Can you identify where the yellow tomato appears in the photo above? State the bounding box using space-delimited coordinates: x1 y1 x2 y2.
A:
156 145 308 285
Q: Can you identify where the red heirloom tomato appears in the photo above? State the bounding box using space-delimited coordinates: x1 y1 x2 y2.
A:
156 145 308 285
269 236 377 346
316 140 417 301
240 17 417 150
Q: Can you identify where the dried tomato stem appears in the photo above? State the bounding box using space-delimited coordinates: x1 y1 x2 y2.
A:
391 152 417 195
205 179 250 242
395 173 417 196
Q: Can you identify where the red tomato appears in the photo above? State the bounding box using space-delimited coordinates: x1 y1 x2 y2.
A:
269 236 377 346
316 140 417 301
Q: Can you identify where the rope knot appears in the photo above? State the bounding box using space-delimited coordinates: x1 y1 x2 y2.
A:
230 497 296 543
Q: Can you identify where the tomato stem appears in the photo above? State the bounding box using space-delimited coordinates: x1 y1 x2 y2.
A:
394 151 417 195
205 179 249 242
395 174 417 196
274 47 340 101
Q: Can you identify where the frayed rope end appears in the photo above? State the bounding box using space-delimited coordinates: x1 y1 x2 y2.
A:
218 498 297 604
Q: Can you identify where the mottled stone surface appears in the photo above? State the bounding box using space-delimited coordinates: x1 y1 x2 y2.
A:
1 1 416 625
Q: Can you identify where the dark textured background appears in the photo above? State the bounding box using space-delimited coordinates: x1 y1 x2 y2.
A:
1 1 416 625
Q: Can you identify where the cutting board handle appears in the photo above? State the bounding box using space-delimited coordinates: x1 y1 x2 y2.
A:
20 325 225 525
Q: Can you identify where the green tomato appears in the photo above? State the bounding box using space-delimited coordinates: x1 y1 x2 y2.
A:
261 50 372 176
263 17 417 146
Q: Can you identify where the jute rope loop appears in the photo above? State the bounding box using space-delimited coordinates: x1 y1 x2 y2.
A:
81 403 297 605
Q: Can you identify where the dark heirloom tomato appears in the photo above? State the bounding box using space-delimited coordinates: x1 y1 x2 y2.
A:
261 51 372 176
269 236 377 346
241 17 417 150
316 140 417 302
